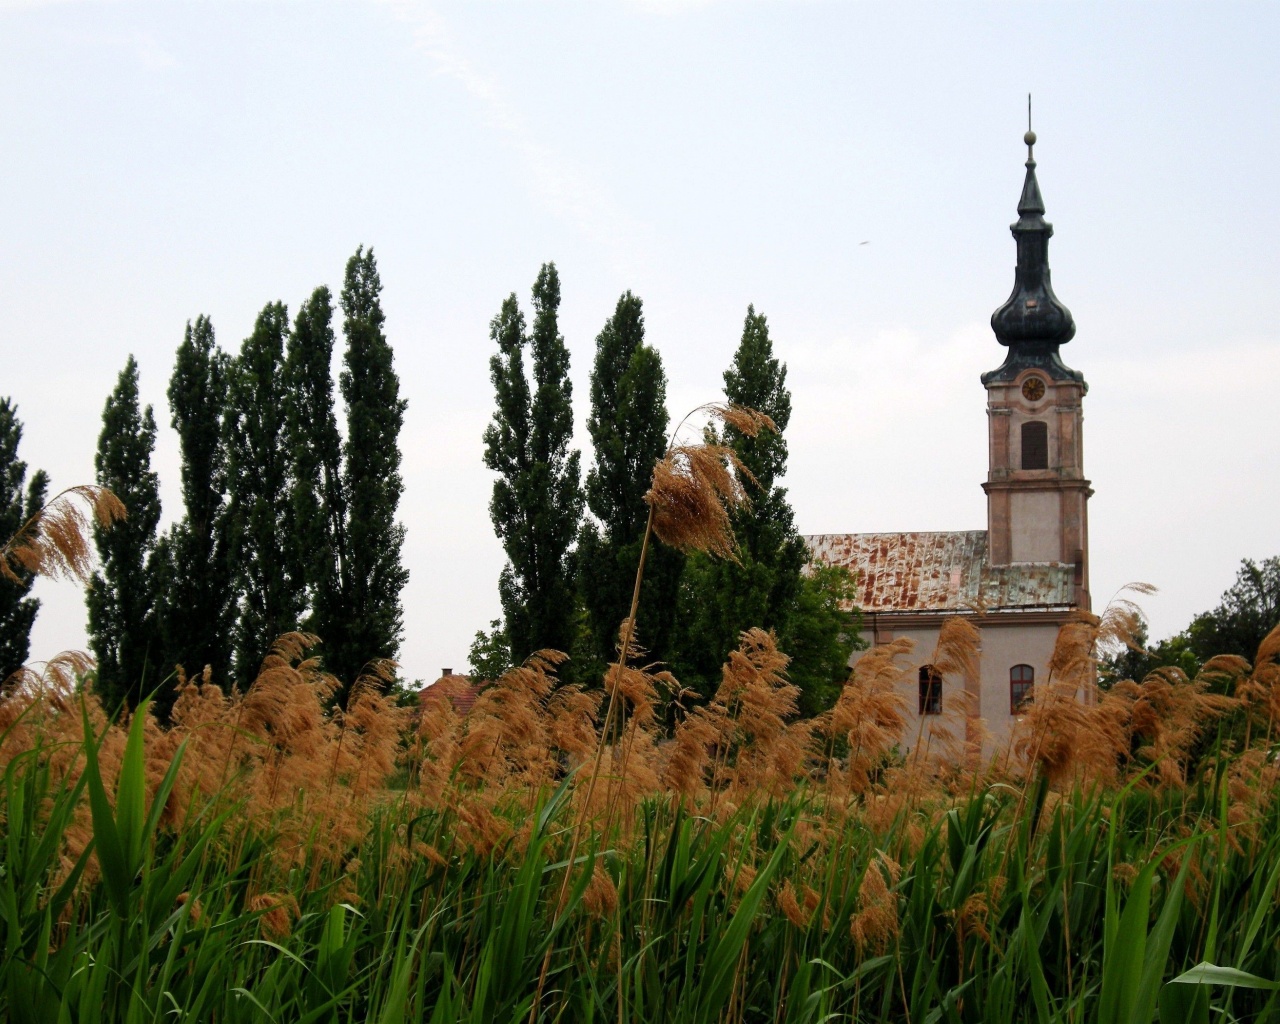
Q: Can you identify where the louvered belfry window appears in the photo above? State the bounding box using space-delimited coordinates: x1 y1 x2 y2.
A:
1021 421 1049 470
918 666 942 715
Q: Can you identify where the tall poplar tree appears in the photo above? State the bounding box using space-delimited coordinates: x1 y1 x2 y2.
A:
482 263 583 665
335 247 407 693
674 307 857 712
0 399 49 682
160 316 236 696
284 287 346 650
226 303 301 686
578 291 682 670
87 357 164 711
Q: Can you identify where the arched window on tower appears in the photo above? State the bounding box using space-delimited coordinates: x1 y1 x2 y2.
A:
1010 664 1034 713
1021 421 1048 470
918 665 942 715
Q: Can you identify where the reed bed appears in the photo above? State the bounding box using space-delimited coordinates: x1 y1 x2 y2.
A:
2 614 1280 1024
5 431 1280 1022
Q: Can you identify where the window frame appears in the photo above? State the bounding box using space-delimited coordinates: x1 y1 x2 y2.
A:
1010 664 1035 714
1021 420 1049 470
918 665 943 716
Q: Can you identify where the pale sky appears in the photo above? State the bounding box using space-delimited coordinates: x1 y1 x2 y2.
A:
2 1 1277 684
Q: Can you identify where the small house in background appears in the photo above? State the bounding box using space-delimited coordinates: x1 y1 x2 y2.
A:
805 129 1091 753
419 669 487 718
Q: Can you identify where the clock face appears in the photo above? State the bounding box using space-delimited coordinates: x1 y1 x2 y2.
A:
1021 377 1046 402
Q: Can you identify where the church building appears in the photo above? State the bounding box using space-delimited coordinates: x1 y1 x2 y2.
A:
804 129 1091 751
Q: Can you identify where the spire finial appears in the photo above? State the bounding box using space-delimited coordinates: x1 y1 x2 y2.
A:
984 102 1082 387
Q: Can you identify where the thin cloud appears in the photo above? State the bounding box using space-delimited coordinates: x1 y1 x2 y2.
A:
378 0 658 280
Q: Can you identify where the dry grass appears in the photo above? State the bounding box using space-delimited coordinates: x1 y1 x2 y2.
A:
7 499 1269 913
4 468 1273 910
0 485 125 586
644 403 773 560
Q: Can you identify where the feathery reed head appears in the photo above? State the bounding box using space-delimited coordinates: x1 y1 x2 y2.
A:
1096 582 1157 657
709 403 776 438
1 485 126 585
646 442 752 558
643 403 776 559
849 852 901 954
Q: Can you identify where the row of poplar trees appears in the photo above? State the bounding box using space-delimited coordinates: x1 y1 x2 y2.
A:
86 247 407 717
479 263 858 714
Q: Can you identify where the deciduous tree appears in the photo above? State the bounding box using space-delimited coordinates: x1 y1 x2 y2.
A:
226 303 302 686
482 263 583 665
0 399 49 681
334 247 408 695
578 291 682 672
674 307 858 712
158 316 236 699
1187 556 1280 666
285 287 347 652
1108 556 1280 685
87 357 163 710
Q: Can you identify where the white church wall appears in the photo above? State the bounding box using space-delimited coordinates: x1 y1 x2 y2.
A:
976 621 1061 752
848 618 1065 757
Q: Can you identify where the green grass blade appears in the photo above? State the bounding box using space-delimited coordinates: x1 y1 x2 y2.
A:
1169 962 1280 989
79 697 130 915
114 698 151 870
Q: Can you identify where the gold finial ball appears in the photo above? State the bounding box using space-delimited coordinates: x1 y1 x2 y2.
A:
1024 130 1037 146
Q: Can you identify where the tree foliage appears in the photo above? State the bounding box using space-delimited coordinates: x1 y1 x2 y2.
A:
1186 556 1280 666
225 303 301 687
578 291 682 671
0 399 49 681
1106 555 1280 685
285 287 347 651
334 247 408 695
673 307 859 712
467 619 511 683
482 263 583 666
87 357 163 711
158 316 237 701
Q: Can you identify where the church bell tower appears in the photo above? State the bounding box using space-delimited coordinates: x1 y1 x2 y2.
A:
982 129 1092 610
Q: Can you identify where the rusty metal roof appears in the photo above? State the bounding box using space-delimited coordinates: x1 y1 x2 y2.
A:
803 530 1077 613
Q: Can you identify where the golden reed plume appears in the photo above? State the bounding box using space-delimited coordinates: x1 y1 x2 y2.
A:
645 404 775 560
0 485 126 586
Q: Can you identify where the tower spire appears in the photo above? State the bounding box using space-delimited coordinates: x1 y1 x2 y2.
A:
982 122 1083 385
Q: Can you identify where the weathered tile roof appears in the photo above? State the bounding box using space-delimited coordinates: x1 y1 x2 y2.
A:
803 530 1077 613
419 674 486 716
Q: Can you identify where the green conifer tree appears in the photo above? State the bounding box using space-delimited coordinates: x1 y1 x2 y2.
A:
158 316 237 698
0 399 49 681
578 291 682 671
284 287 347 652
335 247 408 694
87 357 164 711
482 263 583 665
675 307 858 712
225 303 302 686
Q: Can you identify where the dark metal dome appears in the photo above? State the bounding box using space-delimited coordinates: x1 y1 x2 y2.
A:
982 132 1085 387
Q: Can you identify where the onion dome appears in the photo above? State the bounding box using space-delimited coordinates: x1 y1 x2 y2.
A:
982 130 1085 386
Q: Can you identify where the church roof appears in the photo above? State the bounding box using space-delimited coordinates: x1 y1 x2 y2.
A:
803 530 1077 614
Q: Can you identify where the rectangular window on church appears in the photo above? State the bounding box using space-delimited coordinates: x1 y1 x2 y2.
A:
1021 421 1049 470
918 666 942 715
1011 664 1035 713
